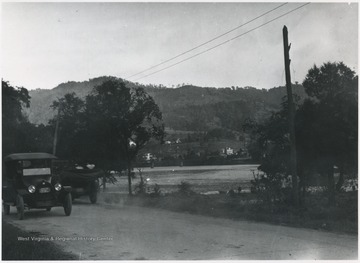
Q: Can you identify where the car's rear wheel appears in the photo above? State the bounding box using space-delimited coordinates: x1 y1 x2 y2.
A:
89 181 98 204
3 203 10 215
63 193 72 216
89 191 97 204
16 195 24 220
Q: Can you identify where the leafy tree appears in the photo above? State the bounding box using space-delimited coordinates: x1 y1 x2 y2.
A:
83 80 165 195
245 62 357 206
242 118 263 162
244 98 298 204
243 96 300 169
2 80 31 155
49 93 85 159
22 123 54 153
300 62 357 205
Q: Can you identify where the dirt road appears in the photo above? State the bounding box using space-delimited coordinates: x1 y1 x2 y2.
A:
3 198 357 260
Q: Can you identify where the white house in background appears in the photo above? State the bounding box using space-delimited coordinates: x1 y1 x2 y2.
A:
226 147 234 155
143 153 153 161
222 147 234 156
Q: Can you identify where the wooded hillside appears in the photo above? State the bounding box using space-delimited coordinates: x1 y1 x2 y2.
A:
24 76 306 135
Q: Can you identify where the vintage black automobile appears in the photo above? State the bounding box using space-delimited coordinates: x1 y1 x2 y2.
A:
2 153 72 220
58 166 102 204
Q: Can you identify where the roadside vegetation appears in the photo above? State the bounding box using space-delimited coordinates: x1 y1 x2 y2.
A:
101 184 357 235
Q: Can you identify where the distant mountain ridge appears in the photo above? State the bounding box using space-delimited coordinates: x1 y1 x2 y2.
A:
25 76 118 125
24 76 307 132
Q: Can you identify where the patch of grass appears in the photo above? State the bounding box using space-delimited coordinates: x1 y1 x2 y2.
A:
122 191 357 235
2 221 77 260
104 194 121 204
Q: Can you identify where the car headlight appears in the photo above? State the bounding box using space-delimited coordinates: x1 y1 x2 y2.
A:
28 185 36 194
55 183 62 191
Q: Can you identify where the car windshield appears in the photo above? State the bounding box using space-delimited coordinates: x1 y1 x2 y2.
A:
17 159 52 176
23 168 51 176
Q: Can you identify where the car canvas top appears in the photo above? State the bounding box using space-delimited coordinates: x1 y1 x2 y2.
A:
4 153 57 162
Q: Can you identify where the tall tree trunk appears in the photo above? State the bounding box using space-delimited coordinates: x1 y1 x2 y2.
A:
335 165 344 192
299 174 306 207
103 174 106 192
327 165 336 206
127 162 133 196
297 164 305 207
52 111 60 155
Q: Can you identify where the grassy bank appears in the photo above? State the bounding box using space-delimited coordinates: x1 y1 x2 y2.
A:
2 221 76 260
102 190 358 235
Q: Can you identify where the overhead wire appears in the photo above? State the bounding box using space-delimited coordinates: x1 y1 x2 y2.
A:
131 2 310 83
126 2 288 80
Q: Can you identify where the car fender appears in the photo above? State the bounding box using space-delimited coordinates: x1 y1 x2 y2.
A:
17 189 29 195
62 186 72 192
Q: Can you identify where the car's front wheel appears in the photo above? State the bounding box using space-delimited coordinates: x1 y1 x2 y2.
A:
16 195 24 220
3 203 10 215
46 207 52 212
63 193 72 216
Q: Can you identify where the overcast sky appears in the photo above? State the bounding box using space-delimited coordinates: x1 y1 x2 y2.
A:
1 2 358 90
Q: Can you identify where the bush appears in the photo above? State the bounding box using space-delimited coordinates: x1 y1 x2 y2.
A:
250 170 292 204
134 180 147 195
134 169 149 195
177 181 194 196
150 184 162 197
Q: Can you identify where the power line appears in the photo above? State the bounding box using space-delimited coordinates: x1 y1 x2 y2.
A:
126 2 288 80
132 3 310 82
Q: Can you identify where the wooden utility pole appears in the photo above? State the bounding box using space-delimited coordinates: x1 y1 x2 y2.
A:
52 106 61 156
282 25 299 206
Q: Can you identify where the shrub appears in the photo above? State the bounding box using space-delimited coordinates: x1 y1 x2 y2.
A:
177 181 194 196
134 180 147 195
149 184 162 197
250 170 292 204
134 172 148 195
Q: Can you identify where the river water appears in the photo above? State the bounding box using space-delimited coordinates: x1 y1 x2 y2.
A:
107 164 260 194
